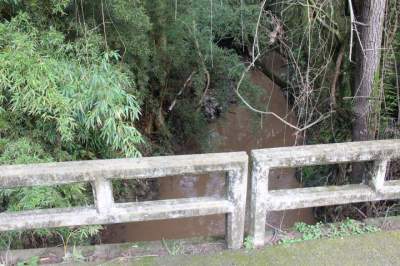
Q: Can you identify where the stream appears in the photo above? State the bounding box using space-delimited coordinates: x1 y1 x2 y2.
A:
102 67 315 243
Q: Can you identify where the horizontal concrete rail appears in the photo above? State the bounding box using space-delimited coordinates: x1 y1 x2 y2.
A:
252 139 400 167
0 153 247 188
0 198 233 230
266 181 400 211
0 152 248 249
250 140 400 247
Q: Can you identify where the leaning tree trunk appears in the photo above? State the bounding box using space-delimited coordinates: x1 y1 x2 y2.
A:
352 0 387 182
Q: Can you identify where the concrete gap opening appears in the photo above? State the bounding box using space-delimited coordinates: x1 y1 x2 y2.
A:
112 179 158 203
315 199 400 223
111 172 227 203
104 172 229 243
0 182 94 213
292 161 374 188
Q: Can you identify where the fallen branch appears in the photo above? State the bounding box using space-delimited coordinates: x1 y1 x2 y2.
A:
168 71 195 111
330 44 345 108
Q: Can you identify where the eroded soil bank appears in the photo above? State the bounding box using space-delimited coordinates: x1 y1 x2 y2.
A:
102 68 314 243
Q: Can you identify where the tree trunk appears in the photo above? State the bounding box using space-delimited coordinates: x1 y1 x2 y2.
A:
352 0 387 182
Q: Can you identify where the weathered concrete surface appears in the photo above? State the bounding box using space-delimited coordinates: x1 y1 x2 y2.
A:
252 139 400 167
104 231 400 266
226 167 248 249
371 159 389 192
3 140 400 251
249 162 269 247
250 140 400 247
266 182 400 211
0 152 248 188
0 151 248 249
0 198 233 231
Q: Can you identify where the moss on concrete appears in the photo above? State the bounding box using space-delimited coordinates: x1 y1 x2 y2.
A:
111 231 400 266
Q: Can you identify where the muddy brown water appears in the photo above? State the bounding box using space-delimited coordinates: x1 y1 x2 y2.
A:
102 69 315 243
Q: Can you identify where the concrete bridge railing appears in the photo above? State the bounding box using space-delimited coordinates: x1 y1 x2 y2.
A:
0 152 248 249
249 140 400 247
1 140 400 250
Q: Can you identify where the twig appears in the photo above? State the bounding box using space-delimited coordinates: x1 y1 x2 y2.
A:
198 70 211 107
210 0 214 68
347 0 365 61
395 57 400 121
265 221 287 234
306 0 342 42
330 44 345 108
347 0 355 61
342 96 380 100
168 71 195 111
235 56 331 132
251 0 267 62
234 0 332 132
190 21 211 107
101 0 108 51
352 206 367 219
181 20 211 107
174 0 178 20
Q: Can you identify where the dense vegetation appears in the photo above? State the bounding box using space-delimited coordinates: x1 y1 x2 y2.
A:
0 0 398 250
0 0 268 249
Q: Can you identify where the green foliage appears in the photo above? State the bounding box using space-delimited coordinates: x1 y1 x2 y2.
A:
0 0 273 250
298 165 334 187
0 13 143 158
17 256 39 266
63 246 85 263
162 239 185 256
244 235 254 250
62 0 268 151
0 10 142 249
293 221 324 241
0 138 100 250
0 138 52 165
168 100 208 144
381 0 400 126
281 219 380 244
144 0 267 148
327 219 379 238
82 0 152 91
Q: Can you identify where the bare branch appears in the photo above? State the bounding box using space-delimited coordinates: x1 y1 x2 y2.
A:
234 0 332 132
235 57 331 132
168 71 196 112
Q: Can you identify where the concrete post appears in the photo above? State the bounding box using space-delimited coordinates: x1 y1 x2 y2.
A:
92 178 114 213
370 159 389 192
249 159 269 247
226 166 248 249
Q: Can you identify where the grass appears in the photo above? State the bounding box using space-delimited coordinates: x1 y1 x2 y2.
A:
161 239 185 256
243 236 254 251
280 218 380 244
120 230 400 266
